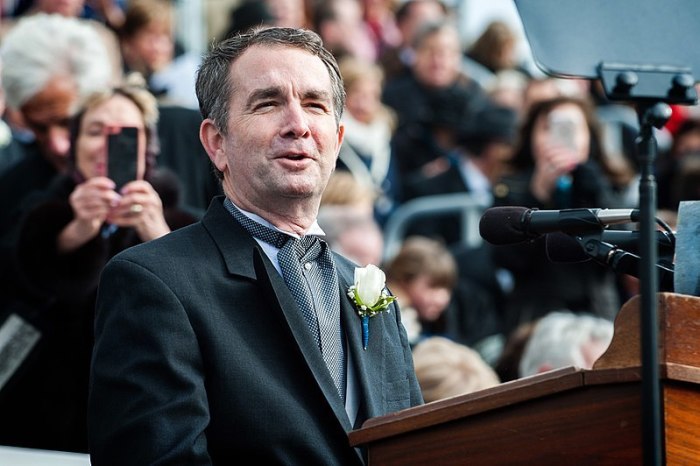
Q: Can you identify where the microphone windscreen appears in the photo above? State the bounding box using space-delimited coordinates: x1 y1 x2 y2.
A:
479 206 530 245
545 232 590 263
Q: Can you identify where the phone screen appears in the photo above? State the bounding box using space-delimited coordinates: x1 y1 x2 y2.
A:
107 127 139 190
548 112 577 151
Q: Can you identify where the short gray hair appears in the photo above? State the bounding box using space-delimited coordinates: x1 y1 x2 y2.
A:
195 27 346 134
0 13 114 110
518 311 614 378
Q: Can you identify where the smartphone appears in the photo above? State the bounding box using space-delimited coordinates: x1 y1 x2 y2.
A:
548 111 577 151
107 127 139 191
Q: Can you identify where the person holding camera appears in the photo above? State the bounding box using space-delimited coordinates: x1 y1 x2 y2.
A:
491 95 623 336
0 78 195 453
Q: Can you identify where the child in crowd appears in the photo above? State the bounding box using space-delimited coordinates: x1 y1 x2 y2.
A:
384 236 457 346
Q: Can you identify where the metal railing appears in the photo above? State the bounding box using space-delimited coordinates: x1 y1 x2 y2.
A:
382 192 492 261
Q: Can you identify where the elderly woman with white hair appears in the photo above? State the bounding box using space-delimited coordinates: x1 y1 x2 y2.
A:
0 13 116 236
518 310 614 378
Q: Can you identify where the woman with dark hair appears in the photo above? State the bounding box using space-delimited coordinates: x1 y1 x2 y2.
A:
0 77 195 453
497 95 624 209
491 95 622 336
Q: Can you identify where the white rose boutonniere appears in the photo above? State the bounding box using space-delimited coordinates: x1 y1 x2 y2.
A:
347 264 397 350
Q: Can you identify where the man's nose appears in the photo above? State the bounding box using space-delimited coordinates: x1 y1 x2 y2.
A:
281 103 311 138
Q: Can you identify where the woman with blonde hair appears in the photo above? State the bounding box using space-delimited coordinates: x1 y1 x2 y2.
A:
1 77 196 452
413 336 500 402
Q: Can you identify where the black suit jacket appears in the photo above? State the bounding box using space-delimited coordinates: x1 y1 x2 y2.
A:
88 196 423 465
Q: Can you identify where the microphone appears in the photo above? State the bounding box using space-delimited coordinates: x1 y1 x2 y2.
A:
545 232 675 291
545 230 675 263
479 206 641 245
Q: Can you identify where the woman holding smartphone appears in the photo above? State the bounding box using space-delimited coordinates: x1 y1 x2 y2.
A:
2 76 195 453
490 95 626 340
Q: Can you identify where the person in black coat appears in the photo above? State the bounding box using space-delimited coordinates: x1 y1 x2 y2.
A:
382 19 492 183
490 95 623 335
0 80 196 453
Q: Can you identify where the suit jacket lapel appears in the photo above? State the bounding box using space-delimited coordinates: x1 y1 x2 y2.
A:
336 259 388 426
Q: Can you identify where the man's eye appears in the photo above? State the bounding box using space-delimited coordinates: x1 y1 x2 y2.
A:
306 102 328 112
255 101 276 110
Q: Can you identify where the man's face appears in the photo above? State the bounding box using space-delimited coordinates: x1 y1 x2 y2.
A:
215 45 344 213
20 77 78 171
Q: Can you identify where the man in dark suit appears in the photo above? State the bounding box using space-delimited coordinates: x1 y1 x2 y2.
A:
88 27 423 465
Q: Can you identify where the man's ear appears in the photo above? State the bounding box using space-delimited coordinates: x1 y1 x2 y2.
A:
200 118 227 172
334 122 345 161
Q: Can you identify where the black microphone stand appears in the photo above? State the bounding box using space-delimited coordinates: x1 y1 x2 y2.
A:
599 66 696 465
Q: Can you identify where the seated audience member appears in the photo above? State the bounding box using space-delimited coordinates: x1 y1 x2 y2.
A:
318 171 384 266
117 0 222 215
378 0 449 81
117 0 201 110
412 336 500 402
491 96 623 335
382 19 492 181
320 169 377 216
318 205 384 266
337 56 400 225
0 78 196 453
518 311 614 378
401 103 518 245
0 13 114 315
384 236 457 346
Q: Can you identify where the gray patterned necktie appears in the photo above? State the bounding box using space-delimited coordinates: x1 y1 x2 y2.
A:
225 200 346 401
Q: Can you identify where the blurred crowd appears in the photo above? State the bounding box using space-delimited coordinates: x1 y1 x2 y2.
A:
1 0 697 454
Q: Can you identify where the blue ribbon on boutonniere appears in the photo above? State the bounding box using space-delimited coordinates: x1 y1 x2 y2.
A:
347 264 397 350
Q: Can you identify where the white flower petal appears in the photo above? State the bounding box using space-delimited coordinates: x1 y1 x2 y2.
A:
354 264 386 307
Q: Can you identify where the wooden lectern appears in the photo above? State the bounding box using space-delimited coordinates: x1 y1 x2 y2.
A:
349 293 700 465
